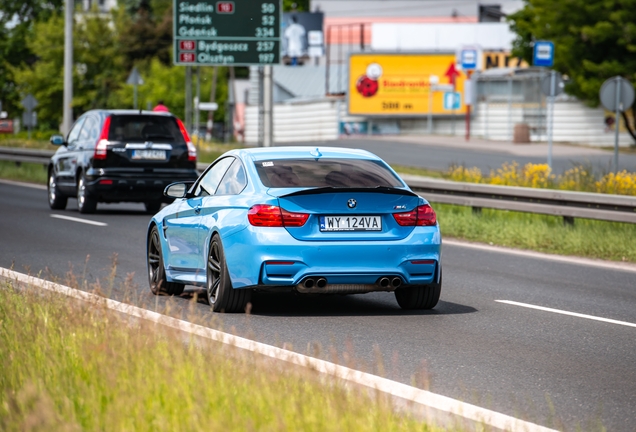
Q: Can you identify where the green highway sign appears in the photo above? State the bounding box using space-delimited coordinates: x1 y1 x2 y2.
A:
173 0 281 66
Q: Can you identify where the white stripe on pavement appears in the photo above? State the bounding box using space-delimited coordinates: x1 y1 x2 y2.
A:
51 214 107 227
444 239 636 274
0 178 47 190
1 268 556 432
496 300 636 329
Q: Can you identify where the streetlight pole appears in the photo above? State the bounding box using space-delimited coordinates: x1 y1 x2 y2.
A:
62 0 73 136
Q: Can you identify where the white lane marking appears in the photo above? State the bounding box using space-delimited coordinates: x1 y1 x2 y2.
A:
496 300 636 329
50 214 107 227
0 178 47 190
1 268 556 432
444 239 636 274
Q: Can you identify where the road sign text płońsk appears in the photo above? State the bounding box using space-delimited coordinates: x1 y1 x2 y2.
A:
173 0 281 66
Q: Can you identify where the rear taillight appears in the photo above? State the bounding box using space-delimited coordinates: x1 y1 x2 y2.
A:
94 115 111 160
176 118 197 162
248 205 309 227
393 204 437 226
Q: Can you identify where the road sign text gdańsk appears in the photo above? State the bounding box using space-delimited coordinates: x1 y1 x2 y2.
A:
173 0 281 66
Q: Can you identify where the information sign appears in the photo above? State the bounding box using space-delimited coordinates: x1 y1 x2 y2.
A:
443 92 461 110
533 41 554 67
460 49 477 70
173 0 281 66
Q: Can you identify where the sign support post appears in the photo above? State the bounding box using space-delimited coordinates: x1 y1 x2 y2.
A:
263 66 273 147
63 0 73 136
613 79 621 172
547 70 555 169
598 76 634 173
465 70 473 141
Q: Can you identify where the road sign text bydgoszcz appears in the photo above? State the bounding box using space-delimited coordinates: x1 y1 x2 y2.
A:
173 0 281 66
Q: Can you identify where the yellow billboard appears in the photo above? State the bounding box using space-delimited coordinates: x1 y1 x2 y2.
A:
348 53 467 116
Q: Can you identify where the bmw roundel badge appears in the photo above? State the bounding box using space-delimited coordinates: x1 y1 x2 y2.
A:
347 198 357 209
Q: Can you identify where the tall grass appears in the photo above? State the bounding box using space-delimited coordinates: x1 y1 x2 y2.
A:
0 161 47 184
0 282 436 432
435 203 636 262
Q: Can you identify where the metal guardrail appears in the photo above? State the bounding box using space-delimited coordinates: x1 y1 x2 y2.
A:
402 174 636 224
2 147 635 224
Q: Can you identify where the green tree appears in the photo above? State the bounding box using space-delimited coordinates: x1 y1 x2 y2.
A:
508 0 636 141
283 0 309 11
0 0 64 117
11 11 124 128
114 0 172 70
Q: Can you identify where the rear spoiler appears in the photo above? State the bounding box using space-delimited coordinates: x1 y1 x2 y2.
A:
281 186 418 198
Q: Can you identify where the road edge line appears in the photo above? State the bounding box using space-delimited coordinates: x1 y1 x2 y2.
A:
444 239 636 273
0 178 47 190
1 267 557 432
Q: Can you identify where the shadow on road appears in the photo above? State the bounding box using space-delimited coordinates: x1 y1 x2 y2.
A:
180 288 477 317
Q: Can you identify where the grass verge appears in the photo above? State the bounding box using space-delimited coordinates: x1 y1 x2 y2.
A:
434 202 636 263
0 281 436 432
0 161 47 184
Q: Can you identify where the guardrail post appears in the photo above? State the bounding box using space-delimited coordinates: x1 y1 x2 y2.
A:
472 206 482 215
563 216 574 226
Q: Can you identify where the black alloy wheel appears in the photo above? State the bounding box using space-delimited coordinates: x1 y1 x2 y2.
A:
48 170 67 210
77 173 97 214
207 234 252 313
147 226 185 296
394 269 442 310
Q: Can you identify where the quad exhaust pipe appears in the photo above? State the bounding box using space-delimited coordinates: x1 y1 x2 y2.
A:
301 276 402 291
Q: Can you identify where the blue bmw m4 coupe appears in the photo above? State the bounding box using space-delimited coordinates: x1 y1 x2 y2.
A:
147 147 442 313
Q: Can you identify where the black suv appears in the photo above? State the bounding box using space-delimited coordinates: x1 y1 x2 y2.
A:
48 110 199 214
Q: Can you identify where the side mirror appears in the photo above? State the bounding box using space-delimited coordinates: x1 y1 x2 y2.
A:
164 182 193 199
50 135 66 146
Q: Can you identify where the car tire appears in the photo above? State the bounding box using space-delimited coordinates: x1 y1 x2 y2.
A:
144 200 162 214
147 226 185 296
395 269 442 310
77 174 97 214
206 234 252 313
48 170 67 210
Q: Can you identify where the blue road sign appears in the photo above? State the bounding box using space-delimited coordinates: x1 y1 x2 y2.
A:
460 49 478 70
533 41 554 67
443 92 461 110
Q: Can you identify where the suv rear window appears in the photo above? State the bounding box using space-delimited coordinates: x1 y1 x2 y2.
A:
108 115 185 144
255 158 403 188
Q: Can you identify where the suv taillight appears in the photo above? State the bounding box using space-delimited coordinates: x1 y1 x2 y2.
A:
176 118 197 162
393 204 437 226
94 115 111 160
248 205 309 227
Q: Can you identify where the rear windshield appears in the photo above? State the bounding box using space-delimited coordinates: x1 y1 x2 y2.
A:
255 158 403 188
108 115 185 144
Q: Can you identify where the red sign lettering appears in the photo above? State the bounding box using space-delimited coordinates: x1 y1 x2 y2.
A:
179 53 196 63
217 1 234 13
179 40 196 51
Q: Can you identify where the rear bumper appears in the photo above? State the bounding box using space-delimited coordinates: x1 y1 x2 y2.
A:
221 225 442 289
85 168 198 202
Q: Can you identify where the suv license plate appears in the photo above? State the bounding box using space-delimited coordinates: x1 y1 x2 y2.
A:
132 149 166 160
320 216 382 232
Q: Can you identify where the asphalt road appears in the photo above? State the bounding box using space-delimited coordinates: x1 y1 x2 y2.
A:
2 181 636 431
281 137 636 176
